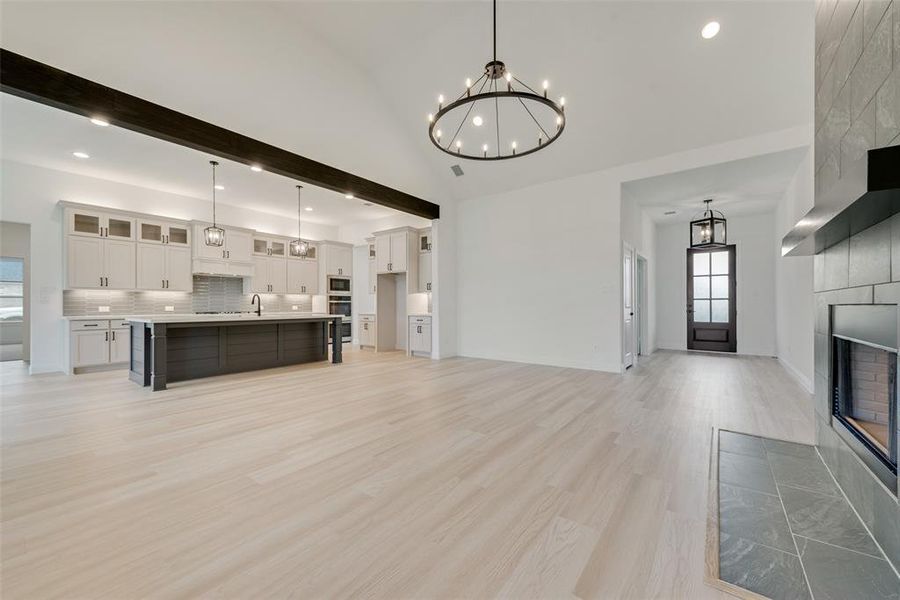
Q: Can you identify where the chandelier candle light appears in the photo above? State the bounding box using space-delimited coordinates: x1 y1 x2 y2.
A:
427 0 566 160
290 185 310 258
690 199 727 248
204 160 225 247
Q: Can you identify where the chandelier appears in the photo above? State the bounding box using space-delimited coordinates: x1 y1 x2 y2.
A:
290 185 310 258
427 0 566 161
204 160 225 246
690 199 727 248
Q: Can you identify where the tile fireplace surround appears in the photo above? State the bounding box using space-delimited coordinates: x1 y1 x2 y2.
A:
814 213 900 571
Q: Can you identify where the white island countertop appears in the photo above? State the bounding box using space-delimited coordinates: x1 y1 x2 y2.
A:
126 312 340 324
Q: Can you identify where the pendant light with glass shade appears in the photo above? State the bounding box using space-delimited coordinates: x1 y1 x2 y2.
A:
290 184 310 258
690 199 727 248
204 160 225 246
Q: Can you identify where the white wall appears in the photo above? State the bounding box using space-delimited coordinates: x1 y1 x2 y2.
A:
655 212 777 356
621 190 658 354
0 160 342 374
775 149 814 391
456 127 810 373
457 171 623 372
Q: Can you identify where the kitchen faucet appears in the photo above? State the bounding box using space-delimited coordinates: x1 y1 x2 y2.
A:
251 294 261 317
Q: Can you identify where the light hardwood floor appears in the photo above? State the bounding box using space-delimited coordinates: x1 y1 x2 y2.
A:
0 349 814 599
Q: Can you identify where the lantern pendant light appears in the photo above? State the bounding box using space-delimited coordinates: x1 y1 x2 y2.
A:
690 199 727 248
204 160 225 246
290 185 310 258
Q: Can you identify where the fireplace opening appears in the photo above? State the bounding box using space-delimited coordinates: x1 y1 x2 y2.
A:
831 305 899 482
832 338 897 466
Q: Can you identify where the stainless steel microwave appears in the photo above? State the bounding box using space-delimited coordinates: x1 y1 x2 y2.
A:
327 276 351 294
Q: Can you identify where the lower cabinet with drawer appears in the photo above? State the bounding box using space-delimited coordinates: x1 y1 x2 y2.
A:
358 314 376 348
408 315 432 357
69 319 131 372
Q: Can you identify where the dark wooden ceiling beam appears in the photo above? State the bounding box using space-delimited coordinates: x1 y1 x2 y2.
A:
0 48 439 220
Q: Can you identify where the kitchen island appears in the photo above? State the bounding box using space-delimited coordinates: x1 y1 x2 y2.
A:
127 313 343 391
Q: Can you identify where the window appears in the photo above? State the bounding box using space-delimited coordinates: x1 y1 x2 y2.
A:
0 258 24 323
691 249 729 323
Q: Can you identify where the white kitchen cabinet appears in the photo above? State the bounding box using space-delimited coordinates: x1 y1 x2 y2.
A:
408 316 432 356
192 224 254 276
68 208 135 241
109 327 130 363
66 236 135 290
287 259 318 294
418 230 432 253
418 253 432 293
359 314 376 348
69 320 132 370
67 236 104 288
375 229 415 274
138 219 190 246
137 244 192 291
104 239 137 289
250 256 287 293
323 244 352 276
368 258 376 294
72 330 110 367
253 236 287 258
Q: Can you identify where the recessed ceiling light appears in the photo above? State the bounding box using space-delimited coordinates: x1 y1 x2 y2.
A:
90 117 109 127
214 184 225 190
345 193 354 199
472 115 484 127
304 206 314 212
701 21 720 39
72 151 90 159
250 165 263 172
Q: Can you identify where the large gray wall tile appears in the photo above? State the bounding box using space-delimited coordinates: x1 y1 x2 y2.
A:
849 218 892 286
815 251 826 291
836 3 865 90
874 281 900 302
841 99 876 169
720 484 795 553
863 0 892 44
824 239 850 289
875 66 900 146
850 9 893 119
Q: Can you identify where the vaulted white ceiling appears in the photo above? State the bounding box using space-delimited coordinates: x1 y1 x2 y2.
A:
1 1 814 205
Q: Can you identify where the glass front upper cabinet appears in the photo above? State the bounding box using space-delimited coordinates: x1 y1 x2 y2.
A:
68 209 134 240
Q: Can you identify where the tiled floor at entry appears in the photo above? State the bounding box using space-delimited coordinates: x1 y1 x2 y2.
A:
717 430 899 600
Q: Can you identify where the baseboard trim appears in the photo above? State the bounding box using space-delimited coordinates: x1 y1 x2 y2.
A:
777 357 813 393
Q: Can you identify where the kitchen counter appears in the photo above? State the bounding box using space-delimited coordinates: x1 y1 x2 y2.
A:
64 314 130 320
126 312 332 324
127 313 343 391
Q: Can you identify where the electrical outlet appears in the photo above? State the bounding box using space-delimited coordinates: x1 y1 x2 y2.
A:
292 305 299 310
164 306 175 312
98 306 110 313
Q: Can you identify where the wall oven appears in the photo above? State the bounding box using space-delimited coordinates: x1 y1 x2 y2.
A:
328 294 352 342
328 276 351 294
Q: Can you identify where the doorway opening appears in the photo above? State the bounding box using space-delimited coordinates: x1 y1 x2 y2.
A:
636 255 648 357
0 222 30 362
686 245 736 352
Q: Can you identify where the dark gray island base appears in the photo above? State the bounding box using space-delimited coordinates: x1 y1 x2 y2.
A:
128 315 343 391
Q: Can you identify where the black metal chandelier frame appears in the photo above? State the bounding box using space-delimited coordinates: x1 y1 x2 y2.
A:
427 0 566 161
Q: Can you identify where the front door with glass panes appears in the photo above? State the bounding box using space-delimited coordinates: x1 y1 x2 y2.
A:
686 245 736 352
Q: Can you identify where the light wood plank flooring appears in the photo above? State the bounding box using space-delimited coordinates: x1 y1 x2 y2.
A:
0 349 814 599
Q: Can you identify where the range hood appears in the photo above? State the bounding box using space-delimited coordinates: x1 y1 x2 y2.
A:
782 146 900 256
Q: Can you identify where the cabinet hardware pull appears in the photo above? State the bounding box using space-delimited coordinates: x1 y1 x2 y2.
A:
105 331 109 341
112 331 116 341
84 324 98 327
227 250 230 258
162 279 165 288
100 276 104 287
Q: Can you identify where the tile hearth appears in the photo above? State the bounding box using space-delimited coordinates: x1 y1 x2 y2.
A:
716 430 899 600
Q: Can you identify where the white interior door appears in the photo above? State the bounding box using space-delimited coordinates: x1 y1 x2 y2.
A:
623 244 634 369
